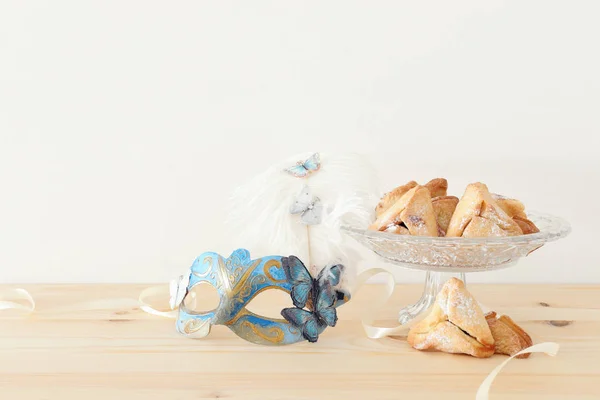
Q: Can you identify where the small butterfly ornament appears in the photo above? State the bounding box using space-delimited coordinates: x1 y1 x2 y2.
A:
290 185 323 225
281 256 344 343
284 153 321 178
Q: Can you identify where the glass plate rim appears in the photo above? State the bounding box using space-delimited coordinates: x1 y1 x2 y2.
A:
341 210 571 246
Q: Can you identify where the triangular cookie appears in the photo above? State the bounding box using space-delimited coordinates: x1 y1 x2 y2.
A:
445 183 485 237
493 194 539 234
375 181 417 217
492 194 527 218
409 320 494 358
375 178 447 218
370 186 417 231
479 200 522 235
370 186 438 236
463 216 509 238
424 178 448 198
408 278 495 358
513 216 540 234
432 195 458 235
446 183 523 237
369 186 438 236
399 186 439 236
486 312 533 358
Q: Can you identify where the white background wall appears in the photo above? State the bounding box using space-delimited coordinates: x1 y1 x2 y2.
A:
1 1 598 284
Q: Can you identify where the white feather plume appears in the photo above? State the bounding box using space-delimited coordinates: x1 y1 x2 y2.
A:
227 152 378 288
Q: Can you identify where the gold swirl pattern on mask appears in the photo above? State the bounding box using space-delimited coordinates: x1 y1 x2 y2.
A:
226 254 245 271
237 279 255 300
238 275 267 301
263 259 287 283
224 307 250 326
240 320 285 344
228 259 262 298
224 257 242 286
210 272 221 290
192 256 214 278
231 267 243 283
216 257 231 291
183 318 211 336
225 253 250 286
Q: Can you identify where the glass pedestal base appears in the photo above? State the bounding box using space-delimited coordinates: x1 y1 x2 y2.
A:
398 271 466 325
341 212 571 329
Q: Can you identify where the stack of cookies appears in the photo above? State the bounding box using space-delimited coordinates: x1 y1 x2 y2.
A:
407 278 533 359
369 179 539 237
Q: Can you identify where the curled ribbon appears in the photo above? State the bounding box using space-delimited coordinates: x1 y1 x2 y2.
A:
138 285 178 318
0 284 182 318
138 275 196 319
0 288 140 315
48 298 140 314
0 288 36 313
353 267 410 338
476 342 560 399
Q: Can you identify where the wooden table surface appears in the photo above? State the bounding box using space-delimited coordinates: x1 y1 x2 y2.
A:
0 284 599 399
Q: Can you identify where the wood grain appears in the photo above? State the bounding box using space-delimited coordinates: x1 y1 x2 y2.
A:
0 284 599 399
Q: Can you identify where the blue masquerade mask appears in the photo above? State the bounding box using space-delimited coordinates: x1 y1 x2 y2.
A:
173 249 349 345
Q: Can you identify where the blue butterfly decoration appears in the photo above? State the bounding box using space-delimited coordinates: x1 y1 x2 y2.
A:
283 153 321 178
280 256 344 343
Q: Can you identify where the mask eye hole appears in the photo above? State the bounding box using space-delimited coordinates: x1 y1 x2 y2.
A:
245 288 295 319
184 282 220 313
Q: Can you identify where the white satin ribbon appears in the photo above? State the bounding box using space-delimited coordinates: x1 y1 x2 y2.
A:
353 267 410 338
0 288 36 313
1 288 149 316
138 285 178 318
476 342 560 399
0 289 140 314
48 298 140 314
0 285 176 318
139 274 196 319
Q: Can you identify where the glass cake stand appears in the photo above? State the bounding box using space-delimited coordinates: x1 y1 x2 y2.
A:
341 211 571 325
